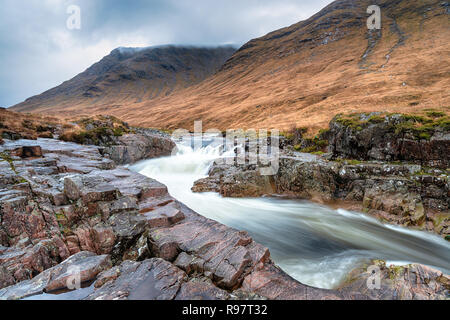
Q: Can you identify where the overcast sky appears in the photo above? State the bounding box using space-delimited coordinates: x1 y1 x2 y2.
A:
0 0 333 107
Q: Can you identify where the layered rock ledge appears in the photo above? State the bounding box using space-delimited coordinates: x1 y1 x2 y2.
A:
0 138 448 300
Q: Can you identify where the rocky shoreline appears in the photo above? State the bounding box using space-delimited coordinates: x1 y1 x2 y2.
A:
193 113 450 239
0 116 448 300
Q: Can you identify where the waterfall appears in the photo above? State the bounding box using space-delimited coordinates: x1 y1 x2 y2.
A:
130 139 450 290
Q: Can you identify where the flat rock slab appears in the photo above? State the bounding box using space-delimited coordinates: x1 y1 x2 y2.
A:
85 168 168 200
88 258 186 300
242 262 343 300
89 258 256 301
0 252 111 300
144 202 185 228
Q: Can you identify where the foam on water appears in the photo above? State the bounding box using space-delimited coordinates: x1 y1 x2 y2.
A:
130 139 450 289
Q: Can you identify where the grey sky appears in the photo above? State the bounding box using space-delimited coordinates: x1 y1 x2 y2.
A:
0 0 333 107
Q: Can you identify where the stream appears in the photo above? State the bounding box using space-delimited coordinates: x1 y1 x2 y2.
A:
130 138 450 290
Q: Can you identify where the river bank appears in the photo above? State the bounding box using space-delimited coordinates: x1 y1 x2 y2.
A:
0 112 449 300
193 113 450 240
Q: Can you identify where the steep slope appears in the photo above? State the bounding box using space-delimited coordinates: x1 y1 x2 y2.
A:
13 0 450 131
12 45 236 114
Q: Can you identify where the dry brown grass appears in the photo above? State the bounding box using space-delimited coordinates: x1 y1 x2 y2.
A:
0 108 67 143
10 0 450 132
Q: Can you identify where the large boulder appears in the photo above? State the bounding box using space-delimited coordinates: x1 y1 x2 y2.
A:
101 133 176 165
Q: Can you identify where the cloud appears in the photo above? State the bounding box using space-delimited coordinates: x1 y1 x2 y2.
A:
0 0 333 107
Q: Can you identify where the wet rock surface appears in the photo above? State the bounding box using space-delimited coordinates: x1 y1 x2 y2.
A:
338 260 449 300
1 137 448 300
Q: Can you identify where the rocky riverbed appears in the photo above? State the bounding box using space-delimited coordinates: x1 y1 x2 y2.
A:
193 113 450 239
0 109 449 300
0 132 447 300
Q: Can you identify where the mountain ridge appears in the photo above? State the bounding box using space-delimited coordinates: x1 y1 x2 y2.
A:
13 45 237 113
11 0 450 131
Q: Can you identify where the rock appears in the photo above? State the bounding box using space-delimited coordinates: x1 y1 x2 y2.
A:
10 146 43 159
0 252 111 300
363 187 426 226
121 231 150 261
175 278 231 300
192 162 275 198
242 262 342 300
94 266 122 288
275 158 338 202
85 168 168 200
108 212 147 239
102 133 176 165
0 266 15 289
0 238 71 289
143 202 185 228
338 260 449 300
147 204 270 290
328 114 450 168
45 253 112 292
64 175 83 200
193 153 449 237
109 196 138 215
174 252 205 275
87 258 186 300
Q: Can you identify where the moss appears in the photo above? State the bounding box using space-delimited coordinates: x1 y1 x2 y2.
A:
294 144 302 151
113 127 125 137
336 117 367 129
394 118 442 140
280 132 294 139
425 111 445 118
311 151 325 155
318 128 329 135
418 132 432 140
0 151 17 173
18 177 28 184
435 118 450 131
55 213 68 226
400 114 432 124
346 159 362 165
388 266 406 281
367 115 385 124
334 158 362 165
300 146 318 153
445 235 450 242
412 170 427 176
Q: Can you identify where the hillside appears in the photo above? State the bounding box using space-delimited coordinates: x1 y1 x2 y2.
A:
11 0 450 131
12 45 236 116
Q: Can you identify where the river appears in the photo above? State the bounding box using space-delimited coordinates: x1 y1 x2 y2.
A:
129 138 450 290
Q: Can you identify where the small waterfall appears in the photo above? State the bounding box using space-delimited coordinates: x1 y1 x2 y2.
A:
130 139 450 290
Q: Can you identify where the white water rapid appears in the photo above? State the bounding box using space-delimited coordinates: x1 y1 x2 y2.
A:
129 138 450 290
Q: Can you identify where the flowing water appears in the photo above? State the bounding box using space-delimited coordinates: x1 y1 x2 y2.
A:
130 138 450 290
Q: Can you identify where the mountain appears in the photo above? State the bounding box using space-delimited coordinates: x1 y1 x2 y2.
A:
12 0 450 131
12 45 236 115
